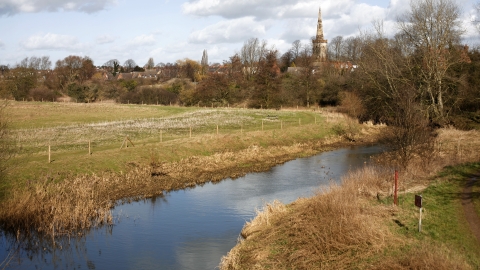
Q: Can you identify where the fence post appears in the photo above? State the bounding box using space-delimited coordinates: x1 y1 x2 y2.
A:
89 140 91 155
48 144 51 163
262 120 264 131
190 127 192 138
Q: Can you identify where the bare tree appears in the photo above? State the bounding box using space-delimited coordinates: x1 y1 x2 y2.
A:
17 56 49 70
328 36 344 61
291 40 302 61
201 49 208 75
475 2 480 32
55 56 95 90
398 0 464 122
145 57 155 69
240 38 267 78
123 59 137 72
103 59 119 68
343 37 361 62
40 56 52 70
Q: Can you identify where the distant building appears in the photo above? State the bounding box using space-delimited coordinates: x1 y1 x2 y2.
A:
312 8 328 66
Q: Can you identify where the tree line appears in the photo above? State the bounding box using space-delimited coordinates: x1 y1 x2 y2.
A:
0 1 478 128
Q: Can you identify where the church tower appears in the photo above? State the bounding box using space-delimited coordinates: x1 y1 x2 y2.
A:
312 8 328 64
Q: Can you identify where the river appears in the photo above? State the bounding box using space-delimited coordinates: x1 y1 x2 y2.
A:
1 145 383 270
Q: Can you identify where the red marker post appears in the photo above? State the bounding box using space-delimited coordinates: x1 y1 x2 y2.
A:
394 170 398 206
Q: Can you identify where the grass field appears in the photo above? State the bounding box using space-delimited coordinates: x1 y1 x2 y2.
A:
3 101 348 185
2 101 373 237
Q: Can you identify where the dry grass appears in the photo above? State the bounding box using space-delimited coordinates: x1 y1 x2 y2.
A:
376 127 480 191
220 127 480 270
220 166 394 269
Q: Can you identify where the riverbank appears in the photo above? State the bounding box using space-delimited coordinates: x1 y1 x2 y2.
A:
0 102 384 237
220 128 480 269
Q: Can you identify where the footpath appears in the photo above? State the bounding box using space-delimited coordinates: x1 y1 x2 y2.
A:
462 173 480 243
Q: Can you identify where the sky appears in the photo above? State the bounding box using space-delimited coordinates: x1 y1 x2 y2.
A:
0 0 479 68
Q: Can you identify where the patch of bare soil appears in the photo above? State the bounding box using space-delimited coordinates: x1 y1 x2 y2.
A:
462 174 480 243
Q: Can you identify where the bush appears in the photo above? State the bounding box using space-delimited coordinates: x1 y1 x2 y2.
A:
29 87 58 102
118 87 178 105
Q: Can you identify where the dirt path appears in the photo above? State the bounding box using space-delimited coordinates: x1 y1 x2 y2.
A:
462 174 480 243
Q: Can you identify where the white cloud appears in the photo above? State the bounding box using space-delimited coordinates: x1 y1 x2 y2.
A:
0 0 117 15
182 0 357 20
189 17 271 44
128 34 156 47
20 33 88 51
183 0 301 19
96 34 116 44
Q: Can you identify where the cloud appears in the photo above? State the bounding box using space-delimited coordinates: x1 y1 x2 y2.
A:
0 39 5 49
20 33 88 51
189 17 271 44
183 0 300 19
182 0 356 20
0 0 117 15
96 34 116 44
127 34 156 48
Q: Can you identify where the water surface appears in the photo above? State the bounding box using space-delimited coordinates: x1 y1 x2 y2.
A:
1 145 382 270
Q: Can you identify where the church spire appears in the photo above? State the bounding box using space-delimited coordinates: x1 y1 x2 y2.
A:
312 7 328 63
317 8 324 40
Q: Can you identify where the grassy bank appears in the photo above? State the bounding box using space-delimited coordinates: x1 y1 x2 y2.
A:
0 101 382 237
220 129 480 269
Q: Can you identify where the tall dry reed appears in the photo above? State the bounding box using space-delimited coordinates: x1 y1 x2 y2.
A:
221 165 394 269
221 127 480 270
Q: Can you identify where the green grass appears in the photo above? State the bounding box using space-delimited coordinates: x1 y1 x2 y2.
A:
4 101 337 185
384 163 480 268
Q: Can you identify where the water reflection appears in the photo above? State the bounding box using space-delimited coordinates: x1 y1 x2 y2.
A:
1 145 382 270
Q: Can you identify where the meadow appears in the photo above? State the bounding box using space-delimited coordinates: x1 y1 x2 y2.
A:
1 101 378 237
5 101 344 182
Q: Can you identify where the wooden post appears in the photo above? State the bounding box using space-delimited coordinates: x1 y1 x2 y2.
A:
262 120 264 131
419 207 423 232
394 170 399 206
190 126 192 138
217 125 219 135
241 123 243 135
48 145 51 163
89 140 91 155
